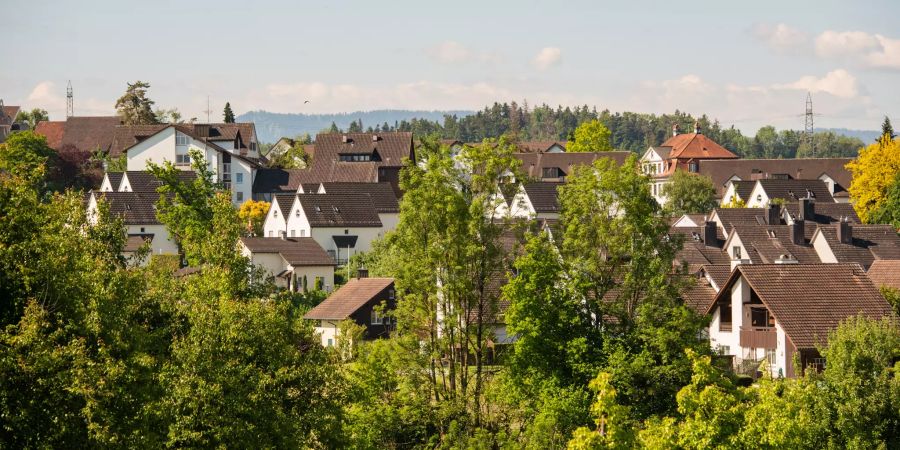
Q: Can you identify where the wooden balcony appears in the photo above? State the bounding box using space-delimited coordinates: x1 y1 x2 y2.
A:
740 327 777 349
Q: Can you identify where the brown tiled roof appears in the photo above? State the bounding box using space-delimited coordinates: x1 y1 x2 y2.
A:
701 264 732 290
34 121 65 148
729 222 821 264
815 224 900 269
240 237 335 266
305 277 394 320
33 116 123 153
123 234 153 252
92 191 162 225
731 180 756 201
783 202 859 224
515 141 567 153
711 264 895 349
712 208 770 233
681 277 718 314
515 151 632 178
120 170 197 192
662 133 738 160
296 193 382 227
0 105 19 126
319 182 399 213
522 182 562 212
867 260 900 290
314 132 413 169
676 241 731 273
698 158 853 197
109 124 168 157
756 179 835 203
106 172 124 190
272 194 295 218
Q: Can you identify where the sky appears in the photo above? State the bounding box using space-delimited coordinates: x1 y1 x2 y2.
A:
3 0 899 133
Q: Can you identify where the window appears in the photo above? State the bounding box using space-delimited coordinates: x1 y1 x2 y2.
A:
719 301 732 331
732 246 742 259
766 349 777 365
274 209 278 218
327 338 333 347
236 173 243 184
339 154 371 162
236 191 244 202
268 230 273 237
689 162 698 172
295 209 300 217
718 345 731 355
175 154 191 166
300 230 306 237
175 133 190 146
389 289 395 300
289 230 295 237
750 307 774 328
371 309 383 325
542 167 560 178
140 227 145 233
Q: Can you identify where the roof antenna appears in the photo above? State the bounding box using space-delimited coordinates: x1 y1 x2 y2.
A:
202 95 212 124
66 80 74 118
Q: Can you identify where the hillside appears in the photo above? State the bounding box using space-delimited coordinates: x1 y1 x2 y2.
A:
238 109 474 142
819 128 881 144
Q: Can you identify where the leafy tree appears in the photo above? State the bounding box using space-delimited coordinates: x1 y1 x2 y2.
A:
846 137 900 223
238 199 270 236
882 116 895 140
868 171 900 228
115 80 159 125
154 107 183 124
567 120 613 152
662 171 718 215
881 286 900 316
568 373 635 449
223 102 235 123
268 134 312 169
14 107 49 129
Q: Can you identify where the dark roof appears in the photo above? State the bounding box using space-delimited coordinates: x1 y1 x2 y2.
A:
815 224 900 269
105 172 124 190
318 182 399 213
304 277 394 320
676 241 731 273
296 193 382 227
123 234 153 252
698 158 853 197
712 208 771 233
681 277 719 314
253 168 308 193
91 191 161 225
109 124 168 157
867 260 900 291
701 264 732 290
240 237 335 266
783 201 859 224
729 222 820 264
34 116 122 153
515 141 567 153
756 179 835 203
522 182 562 212
731 180 756 201
515 151 631 178
34 121 65 147
710 264 895 349
272 194 295 218
0 105 19 126
120 170 197 192
314 132 413 168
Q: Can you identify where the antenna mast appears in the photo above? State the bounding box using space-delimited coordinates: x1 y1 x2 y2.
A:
66 80 74 118
805 92 815 157
203 95 212 123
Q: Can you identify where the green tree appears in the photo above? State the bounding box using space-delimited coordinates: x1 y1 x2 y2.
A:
882 116 895 140
869 171 900 228
568 373 635 449
268 134 313 169
223 102 235 123
846 137 900 223
115 80 158 125
567 120 613 152
14 108 49 129
662 171 718 215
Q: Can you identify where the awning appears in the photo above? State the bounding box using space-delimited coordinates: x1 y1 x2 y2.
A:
275 269 292 278
332 235 358 247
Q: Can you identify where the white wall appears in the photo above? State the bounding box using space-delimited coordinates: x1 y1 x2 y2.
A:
232 159 253 205
126 128 178 171
312 226 383 260
811 231 838 263
100 175 116 192
745 182 769 208
285 197 312 238
379 212 399 233
290 265 335 292
262 199 289 238
315 320 341 347
128 224 178 255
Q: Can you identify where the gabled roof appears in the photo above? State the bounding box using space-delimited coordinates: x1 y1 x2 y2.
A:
239 237 335 266
867 260 900 291
814 224 900 269
314 132 413 168
253 168 309 193
304 277 394 320
105 172 124 190
709 263 894 349
729 180 756 201
522 182 563 213
318 182 399 213
272 194 295 218
728 222 821 264
661 133 738 160
34 121 66 147
0 105 19 126
701 264 732 290
123 234 153 252
698 158 853 197
755 179 834 203
680 276 719 314
782 202 859 224
296 193 382 227
34 116 123 152
515 151 632 178
515 141 567 153
120 170 197 192
91 191 162 225
647 146 672 160
711 208 771 233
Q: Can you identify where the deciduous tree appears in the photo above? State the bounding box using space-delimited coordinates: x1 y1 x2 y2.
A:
662 170 718 215
567 120 613 152
847 137 900 223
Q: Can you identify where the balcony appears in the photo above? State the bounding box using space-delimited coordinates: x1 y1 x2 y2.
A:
740 327 777 349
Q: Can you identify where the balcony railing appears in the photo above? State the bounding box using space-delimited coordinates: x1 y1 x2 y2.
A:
719 323 732 332
740 326 777 349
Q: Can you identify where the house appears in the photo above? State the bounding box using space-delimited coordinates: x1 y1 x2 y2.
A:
279 193 384 264
100 170 197 192
120 124 260 205
781 198 859 225
707 263 895 377
514 151 631 182
697 157 853 202
641 123 739 203
304 275 396 347
315 182 400 231
267 137 314 168
741 179 835 208
501 182 563 220
262 193 296 238
867 260 900 291
34 116 122 152
515 141 567 153
723 221 821 266
672 221 731 273
810 222 900 270
720 180 757 206
671 213 710 228
86 191 178 261
0 100 21 142
238 236 336 292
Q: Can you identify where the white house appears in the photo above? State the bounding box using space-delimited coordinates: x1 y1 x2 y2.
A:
314 182 400 233
742 179 834 208
87 191 178 263
262 194 295 238
707 263 894 378
238 236 336 292
282 193 384 265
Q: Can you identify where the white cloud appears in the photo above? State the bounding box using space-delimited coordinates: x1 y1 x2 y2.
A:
427 41 472 64
775 69 859 98
532 47 562 70
814 30 900 69
752 23 808 53
24 81 111 119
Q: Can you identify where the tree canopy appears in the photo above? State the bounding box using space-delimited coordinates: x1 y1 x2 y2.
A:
115 80 159 125
223 102 235 123
662 171 719 216
847 135 900 223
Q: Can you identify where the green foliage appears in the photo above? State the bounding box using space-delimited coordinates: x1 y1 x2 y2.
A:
662 171 718 215
223 101 235 123
115 80 159 125
722 196 746 208
868 171 900 228
882 116 895 140
268 134 313 169
567 120 612 152
881 286 900 316
567 373 635 449
14 107 49 129
847 136 900 223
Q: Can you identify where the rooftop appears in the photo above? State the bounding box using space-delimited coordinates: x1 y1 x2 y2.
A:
304 277 394 320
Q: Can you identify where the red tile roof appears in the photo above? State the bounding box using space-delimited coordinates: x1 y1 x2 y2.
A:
661 133 739 161
34 121 66 148
305 277 394 320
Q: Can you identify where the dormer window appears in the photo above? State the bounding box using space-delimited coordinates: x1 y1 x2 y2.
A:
542 167 561 178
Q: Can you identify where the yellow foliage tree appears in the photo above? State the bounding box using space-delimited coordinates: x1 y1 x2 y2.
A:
846 136 900 223
238 199 270 236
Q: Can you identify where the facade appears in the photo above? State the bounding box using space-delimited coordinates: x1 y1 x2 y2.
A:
304 276 396 347
742 179 835 208
707 263 894 377
285 193 384 265
810 222 900 269
238 236 336 292
86 191 178 262
698 157 853 202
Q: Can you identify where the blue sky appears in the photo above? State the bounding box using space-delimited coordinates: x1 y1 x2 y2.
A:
3 0 898 132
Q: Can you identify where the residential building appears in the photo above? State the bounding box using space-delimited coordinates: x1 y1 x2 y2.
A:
314 182 400 231
698 157 852 202
708 263 895 377
262 194 296 238
100 170 197 192
810 222 900 270
0 100 21 142
238 236 336 292
741 179 835 208
867 260 900 291
514 151 631 183
514 141 567 153
86 191 178 262
723 221 820 266
304 275 396 347
34 116 122 152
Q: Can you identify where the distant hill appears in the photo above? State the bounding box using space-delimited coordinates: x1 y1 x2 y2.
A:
238 109 474 143
819 128 881 144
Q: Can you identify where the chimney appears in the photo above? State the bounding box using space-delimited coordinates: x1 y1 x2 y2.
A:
791 219 805 245
194 124 210 138
837 221 852 244
703 221 718 247
371 135 379 142
798 198 815 222
672 123 679 137
775 254 798 264
766 203 780 225
693 120 701 134
357 267 369 279
280 230 287 240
